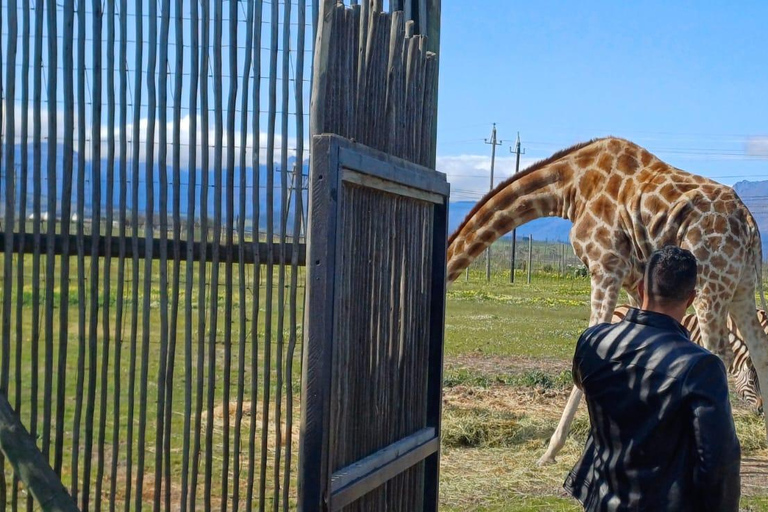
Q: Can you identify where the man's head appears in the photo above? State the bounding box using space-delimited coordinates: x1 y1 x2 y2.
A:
639 246 698 320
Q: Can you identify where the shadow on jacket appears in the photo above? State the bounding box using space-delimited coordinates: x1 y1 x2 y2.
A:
564 308 741 511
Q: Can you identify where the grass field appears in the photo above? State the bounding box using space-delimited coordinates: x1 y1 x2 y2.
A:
439 270 768 511
0 253 766 511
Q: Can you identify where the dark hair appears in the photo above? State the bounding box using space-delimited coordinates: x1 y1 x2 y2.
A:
644 246 698 303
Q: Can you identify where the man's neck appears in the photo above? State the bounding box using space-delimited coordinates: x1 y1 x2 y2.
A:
640 302 687 324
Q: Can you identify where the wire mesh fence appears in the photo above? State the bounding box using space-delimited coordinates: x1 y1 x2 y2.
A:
0 0 312 510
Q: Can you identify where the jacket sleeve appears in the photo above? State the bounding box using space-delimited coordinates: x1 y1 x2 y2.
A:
683 353 741 512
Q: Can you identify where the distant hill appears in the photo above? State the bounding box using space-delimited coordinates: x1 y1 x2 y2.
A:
733 180 768 250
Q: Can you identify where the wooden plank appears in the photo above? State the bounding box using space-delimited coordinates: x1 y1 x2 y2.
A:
424 198 448 512
309 0 336 138
0 234 307 266
330 428 435 492
330 437 439 510
298 136 340 512
0 392 79 512
341 169 443 204
337 139 448 195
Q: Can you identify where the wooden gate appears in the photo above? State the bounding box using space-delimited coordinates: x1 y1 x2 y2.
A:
299 1 445 510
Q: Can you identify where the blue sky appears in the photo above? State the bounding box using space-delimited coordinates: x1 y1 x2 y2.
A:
435 1 768 201
5 1 768 207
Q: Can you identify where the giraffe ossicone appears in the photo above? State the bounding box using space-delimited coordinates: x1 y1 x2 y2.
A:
446 137 768 465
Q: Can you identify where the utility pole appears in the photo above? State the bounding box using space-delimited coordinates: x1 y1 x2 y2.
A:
484 123 502 282
509 132 525 283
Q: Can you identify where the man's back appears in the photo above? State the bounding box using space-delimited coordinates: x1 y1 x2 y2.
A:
564 307 741 511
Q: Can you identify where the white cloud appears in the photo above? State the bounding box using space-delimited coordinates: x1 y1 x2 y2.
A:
437 154 538 202
3 102 308 168
746 137 768 159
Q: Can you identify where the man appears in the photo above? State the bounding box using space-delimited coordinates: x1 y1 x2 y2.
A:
563 245 741 511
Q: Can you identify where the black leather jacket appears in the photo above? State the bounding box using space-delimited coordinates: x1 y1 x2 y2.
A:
563 308 741 511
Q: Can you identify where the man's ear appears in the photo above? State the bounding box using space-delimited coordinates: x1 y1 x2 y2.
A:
637 280 646 304
686 289 697 309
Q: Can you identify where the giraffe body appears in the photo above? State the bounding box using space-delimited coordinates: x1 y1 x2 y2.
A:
447 137 768 464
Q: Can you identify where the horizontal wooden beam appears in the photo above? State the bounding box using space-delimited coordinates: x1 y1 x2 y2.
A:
0 233 306 266
330 428 439 510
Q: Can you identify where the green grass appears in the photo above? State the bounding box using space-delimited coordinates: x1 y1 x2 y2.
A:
440 274 768 512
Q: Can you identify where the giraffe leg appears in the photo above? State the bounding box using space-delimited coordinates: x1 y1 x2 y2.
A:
728 295 768 440
537 271 624 465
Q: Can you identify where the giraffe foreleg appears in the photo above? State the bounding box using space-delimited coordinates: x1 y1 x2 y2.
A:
538 270 625 465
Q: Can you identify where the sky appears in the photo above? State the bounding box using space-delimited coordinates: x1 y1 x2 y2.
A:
435 1 768 202
3 1 768 209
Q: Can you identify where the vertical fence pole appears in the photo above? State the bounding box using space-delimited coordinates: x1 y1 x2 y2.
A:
527 235 533 284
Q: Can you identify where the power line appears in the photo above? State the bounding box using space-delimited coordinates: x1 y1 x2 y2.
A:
483 123 502 282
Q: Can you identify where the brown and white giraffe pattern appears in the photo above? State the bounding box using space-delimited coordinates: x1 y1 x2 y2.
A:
447 137 768 464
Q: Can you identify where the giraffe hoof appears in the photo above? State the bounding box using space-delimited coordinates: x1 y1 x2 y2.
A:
537 455 557 466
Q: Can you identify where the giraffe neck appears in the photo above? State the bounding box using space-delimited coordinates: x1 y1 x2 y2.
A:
447 155 580 282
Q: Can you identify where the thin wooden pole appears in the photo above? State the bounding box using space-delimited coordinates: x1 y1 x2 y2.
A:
164 0 185 509
82 0 104 506
71 0 88 495
182 0 200 507
29 0 44 499
2 12 18 511
260 0 280 507
190 0 209 508
234 0 256 509
152 0 172 507
111 0 129 508
527 235 533 285
204 0 223 506
247 2 264 506
43 0 59 474
96 0 116 509
15 1 31 508
273 0 293 507
125 0 144 507
220 0 239 508
136 0 159 505
283 0 307 506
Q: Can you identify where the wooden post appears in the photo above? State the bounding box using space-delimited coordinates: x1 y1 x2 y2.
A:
0 392 79 512
527 235 533 284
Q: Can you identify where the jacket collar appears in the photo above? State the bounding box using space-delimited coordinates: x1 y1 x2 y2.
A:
623 307 690 338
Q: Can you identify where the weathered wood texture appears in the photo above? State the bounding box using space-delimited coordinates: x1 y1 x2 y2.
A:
300 134 447 511
0 0 310 510
303 2 444 510
311 1 439 169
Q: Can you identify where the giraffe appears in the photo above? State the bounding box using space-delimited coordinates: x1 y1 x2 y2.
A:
446 136 768 465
